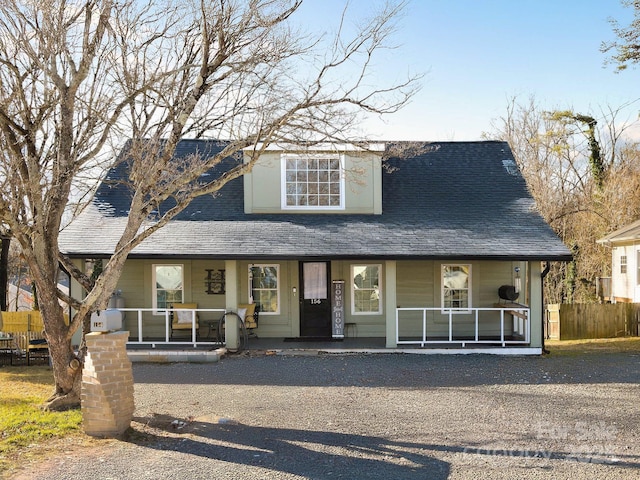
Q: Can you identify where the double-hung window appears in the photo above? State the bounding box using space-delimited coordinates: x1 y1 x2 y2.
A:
442 264 471 310
282 154 344 209
620 255 627 274
249 265 280 314
153 264 183 312
351 264 382 314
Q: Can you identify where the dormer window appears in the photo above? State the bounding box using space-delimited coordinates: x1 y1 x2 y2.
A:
281 153 345 210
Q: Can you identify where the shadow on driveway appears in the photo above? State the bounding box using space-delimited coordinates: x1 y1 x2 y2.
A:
128 414 640 477
129 414 450 479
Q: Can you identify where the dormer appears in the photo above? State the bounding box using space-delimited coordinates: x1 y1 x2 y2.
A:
243 144 384 214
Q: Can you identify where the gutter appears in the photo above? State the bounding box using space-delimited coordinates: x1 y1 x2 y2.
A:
541 261 551 354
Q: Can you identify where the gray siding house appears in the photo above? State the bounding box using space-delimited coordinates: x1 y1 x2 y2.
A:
60 140 571 353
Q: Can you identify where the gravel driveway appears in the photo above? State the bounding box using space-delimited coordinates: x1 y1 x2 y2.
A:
11 350 640 479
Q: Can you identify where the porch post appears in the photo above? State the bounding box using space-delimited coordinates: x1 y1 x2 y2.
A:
224 260 240 351
70 259 86 348
528 261 543 349
385 260 397 348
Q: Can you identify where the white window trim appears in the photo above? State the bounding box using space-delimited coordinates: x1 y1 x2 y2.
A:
152 264 184 315
281 153 345 210
620 255 628 274
351 264 383 315
441 264 472 313
249 264 280 315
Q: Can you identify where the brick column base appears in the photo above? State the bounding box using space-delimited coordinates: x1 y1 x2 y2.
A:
82 331 135 437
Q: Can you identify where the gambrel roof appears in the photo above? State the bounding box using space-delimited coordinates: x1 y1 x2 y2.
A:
59 140 572 261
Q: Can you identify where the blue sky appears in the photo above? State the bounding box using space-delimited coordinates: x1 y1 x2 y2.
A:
295 1 640 141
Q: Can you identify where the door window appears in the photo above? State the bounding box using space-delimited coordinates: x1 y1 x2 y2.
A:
303 262 327 299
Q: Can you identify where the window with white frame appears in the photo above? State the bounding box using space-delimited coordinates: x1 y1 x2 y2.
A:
282 153 344 209
249 265 280 314
351 264 381 314
153 264 183 312
620 255 627 274
442 264 471 310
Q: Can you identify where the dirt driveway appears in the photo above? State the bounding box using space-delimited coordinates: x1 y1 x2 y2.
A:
11 343 640 479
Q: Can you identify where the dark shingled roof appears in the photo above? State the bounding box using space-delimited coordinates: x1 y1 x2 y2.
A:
59 139 572 261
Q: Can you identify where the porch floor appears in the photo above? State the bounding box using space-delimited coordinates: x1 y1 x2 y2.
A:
125 336 541 361
247 337 533 352
248 336 388 351
124 336 387 352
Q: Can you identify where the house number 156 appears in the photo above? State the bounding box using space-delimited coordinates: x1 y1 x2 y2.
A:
310 299 322 304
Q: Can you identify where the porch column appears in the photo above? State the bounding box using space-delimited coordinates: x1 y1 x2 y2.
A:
70 259 85 348
528 261 543 349
224 260 240 351
385 260 397 348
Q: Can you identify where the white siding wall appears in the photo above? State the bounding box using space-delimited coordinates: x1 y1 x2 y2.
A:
611 244 640 302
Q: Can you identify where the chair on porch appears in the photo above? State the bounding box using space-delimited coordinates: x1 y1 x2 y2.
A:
237 303 259 338
170 303 200 340
14 333 49 366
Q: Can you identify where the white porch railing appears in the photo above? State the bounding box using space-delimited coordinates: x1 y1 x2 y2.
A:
396 307 530 347
118 308 226 348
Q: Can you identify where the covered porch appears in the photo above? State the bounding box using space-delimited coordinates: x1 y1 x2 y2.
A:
70 258 548 357
115 302 538 356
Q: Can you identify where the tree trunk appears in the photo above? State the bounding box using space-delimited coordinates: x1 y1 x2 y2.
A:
45 332 82 411
37 288 83 410
0 236 8 311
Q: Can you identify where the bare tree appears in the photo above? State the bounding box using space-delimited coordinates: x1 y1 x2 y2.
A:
484 96 640 304
0 0 420 409
602 0 640 71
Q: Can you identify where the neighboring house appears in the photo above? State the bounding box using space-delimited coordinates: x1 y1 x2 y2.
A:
597 219 640 303
59 140 571 353
5 280 69 312
6 283 34 311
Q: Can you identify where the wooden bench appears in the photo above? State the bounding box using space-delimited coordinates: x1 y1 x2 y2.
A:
26 338 49 366
494 302 528 337
493 302 528 319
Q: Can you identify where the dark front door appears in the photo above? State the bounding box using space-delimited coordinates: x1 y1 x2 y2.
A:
299 261 331 337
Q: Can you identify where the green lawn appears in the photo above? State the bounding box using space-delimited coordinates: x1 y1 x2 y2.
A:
0 366 83 477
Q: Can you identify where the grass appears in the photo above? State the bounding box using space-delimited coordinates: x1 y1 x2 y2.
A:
0 366 83 477
545 336 640 355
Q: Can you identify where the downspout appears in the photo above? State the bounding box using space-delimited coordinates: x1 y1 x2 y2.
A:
541 261 551 354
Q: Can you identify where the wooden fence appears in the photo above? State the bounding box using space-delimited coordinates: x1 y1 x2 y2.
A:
0 311 70 351
0 311 45 333
547 303 640 340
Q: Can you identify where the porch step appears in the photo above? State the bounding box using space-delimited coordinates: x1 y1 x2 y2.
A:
127 347 226 363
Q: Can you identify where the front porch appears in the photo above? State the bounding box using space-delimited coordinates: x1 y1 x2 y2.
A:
114 303 540 359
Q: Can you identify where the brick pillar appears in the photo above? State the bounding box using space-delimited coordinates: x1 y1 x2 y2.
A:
82 331 134 437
